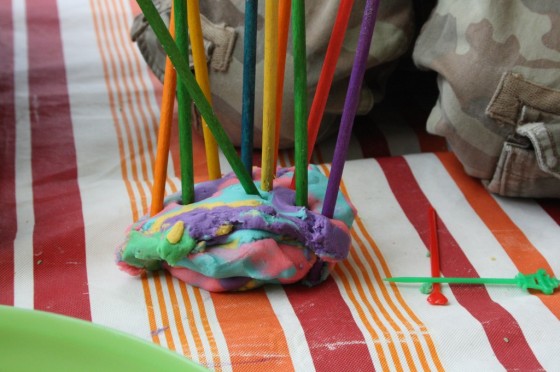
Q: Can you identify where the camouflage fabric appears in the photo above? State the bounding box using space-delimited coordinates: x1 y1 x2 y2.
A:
413 0 560 197
132 0 414 148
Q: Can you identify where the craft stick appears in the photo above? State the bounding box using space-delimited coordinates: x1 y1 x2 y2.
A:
427 205 448 305
241 0 258 175
187 0 221 180
273 0 291 171
290 0 354 190
136 0 261 197
261 0 279 191
429 206 441 279
150 5 177 216
175 0 194 204
322 0 380 219
292 0 307 207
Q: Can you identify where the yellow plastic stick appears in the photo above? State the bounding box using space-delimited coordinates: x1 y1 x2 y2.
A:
261 0 279 191
150 5 176 216
187 0 221 180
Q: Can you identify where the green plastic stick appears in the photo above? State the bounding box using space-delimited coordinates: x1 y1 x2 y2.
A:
174 0 194 205
136 0 261 197
292 0 308 207
384 269 559 295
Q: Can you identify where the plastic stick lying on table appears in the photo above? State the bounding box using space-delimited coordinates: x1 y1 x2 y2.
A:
425 205 448 305
321 0 380 218
136 0 261 197
174 0 194 205
384 269 560 295
187 0 221 180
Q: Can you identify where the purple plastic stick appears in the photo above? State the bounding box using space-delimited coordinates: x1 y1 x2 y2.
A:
321 0 380 218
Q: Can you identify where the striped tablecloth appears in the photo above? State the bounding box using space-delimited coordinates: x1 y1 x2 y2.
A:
2 1 560 371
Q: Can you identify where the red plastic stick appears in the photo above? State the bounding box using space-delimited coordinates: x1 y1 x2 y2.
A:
427 205 448 305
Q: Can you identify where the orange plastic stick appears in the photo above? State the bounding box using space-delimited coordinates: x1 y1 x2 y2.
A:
150 5 176 216
272 0 291 171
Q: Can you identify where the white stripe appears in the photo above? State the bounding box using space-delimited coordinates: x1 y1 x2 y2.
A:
341 157 504 370
58 0 153 338
405 153 560 370
348 224 439 371
12 0 34 310
93 0 153 214
265 286 315 372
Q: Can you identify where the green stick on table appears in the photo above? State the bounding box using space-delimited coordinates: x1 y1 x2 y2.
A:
136 0 261 197
385 269 559 295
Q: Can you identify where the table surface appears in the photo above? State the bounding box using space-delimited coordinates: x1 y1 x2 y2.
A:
1 1 559 371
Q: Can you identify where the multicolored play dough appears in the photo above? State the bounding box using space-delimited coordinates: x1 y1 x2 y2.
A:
116 166 355 292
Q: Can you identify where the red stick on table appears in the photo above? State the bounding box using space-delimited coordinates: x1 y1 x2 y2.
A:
427 205 448 305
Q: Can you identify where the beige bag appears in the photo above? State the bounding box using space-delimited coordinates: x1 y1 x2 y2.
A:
132 0 414 148
413 0 560 197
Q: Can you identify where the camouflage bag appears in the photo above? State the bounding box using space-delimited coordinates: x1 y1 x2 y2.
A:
131 0 414 148
413 0 560 197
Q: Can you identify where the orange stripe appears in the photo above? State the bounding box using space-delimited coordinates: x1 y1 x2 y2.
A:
116 0 161 140
164 273 192 356
177 282 206 364
316 150 444 371
95 0 149 214
112 0 157 168
351 217 443 371
330 268 388 367
191 287 222 370
210 289 294 371
141 274 160 343
152 272 177 350
102 0 152 178
101 0 152 214
90 0 158 346
437 152 560 319
89 0 139 220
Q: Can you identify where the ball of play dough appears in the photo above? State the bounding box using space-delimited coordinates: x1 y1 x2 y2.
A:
116 166 355 292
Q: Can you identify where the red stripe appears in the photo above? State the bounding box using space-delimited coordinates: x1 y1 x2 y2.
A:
27 0 91 320
538 199 560 225
378 156 543 371
284 278 375 371
353 114 391 158
0 0 16 306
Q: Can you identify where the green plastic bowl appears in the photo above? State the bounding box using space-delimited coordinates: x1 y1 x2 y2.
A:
0 305 208 371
